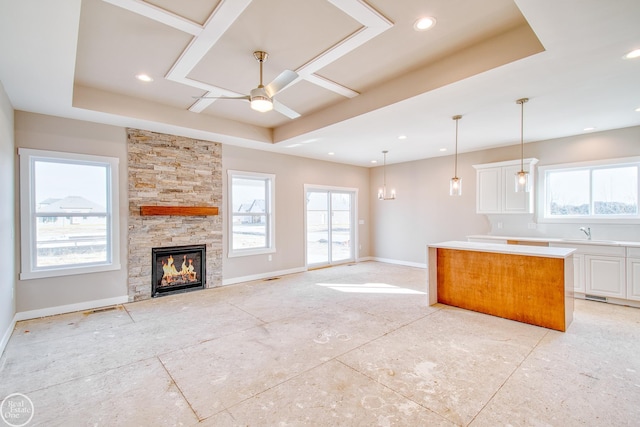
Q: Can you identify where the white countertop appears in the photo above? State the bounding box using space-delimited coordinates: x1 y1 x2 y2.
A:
429 241 576 258
466 234 640 248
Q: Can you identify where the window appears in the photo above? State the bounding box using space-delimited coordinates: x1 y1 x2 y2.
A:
19 148 120 279
228 170 275 257
539 157 640 223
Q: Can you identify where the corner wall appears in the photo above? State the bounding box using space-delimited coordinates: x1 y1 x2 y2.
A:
0 81 16 355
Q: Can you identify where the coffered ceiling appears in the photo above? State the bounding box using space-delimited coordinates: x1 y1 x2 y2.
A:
1 0 639 166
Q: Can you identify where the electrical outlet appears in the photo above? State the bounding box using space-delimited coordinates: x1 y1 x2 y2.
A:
497 222 503 229
268 254 272 261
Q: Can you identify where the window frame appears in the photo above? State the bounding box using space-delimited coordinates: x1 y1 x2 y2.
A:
19 148 121 280
537 156 640 224
227 170 275 257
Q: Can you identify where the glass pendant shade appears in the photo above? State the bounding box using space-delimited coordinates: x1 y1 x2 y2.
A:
515 170 529 192
378 150 396 200
450 177 462 196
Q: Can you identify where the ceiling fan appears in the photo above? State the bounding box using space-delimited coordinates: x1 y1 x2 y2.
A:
194 51 300 118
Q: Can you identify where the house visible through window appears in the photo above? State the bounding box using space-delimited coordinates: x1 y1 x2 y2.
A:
19 148 120 279
228 170 275 257
539 157 639 223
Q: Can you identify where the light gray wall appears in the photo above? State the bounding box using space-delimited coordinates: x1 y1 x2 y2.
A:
370 125 640 265
222 144 371 281
0 82 16 351
14 112 129 313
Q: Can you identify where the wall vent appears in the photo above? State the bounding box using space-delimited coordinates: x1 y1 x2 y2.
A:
585 294 607 302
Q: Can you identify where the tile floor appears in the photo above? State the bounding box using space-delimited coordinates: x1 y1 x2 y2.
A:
1 261 639 426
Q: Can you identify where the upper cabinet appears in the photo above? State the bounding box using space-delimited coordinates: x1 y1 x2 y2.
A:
473 158 538 214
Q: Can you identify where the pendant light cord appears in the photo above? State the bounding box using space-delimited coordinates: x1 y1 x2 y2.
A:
517 98 528 171
453 115 461 177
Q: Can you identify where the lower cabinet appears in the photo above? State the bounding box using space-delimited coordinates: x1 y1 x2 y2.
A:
585 255 626 298
572 254 585 293
627 247 640 301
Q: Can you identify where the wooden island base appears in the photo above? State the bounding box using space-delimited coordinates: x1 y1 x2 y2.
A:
428 242 574 332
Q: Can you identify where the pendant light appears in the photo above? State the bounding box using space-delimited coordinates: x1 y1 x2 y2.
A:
450 115 462 196
378 150 396 200
515 98 530 192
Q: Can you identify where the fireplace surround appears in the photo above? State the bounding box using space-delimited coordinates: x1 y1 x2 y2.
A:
152 244 206 297
127 128 222 301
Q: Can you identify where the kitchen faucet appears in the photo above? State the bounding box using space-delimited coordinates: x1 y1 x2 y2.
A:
579 227 591 240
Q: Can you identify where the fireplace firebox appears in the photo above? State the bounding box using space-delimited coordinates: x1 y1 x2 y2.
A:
152 244 206 297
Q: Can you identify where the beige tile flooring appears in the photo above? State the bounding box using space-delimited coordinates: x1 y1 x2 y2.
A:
1 261 639 426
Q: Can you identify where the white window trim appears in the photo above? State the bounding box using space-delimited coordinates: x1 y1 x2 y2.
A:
19 148 121 280
228 170 275 258
537 156 640 224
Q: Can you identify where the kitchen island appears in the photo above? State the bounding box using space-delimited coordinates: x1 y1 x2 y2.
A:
428 241 575 331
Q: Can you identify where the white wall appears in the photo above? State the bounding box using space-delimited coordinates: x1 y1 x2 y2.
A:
0 82 16 354
222 144 371 282
370 125 640 265
14 112 129 315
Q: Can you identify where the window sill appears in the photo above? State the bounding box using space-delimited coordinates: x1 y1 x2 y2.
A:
20 263 122 281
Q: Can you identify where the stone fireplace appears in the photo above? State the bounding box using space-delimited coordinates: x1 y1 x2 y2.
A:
127 129 222 301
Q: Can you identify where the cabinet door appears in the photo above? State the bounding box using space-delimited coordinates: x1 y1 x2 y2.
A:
502 165 528 213
585 255 625 298
477 168 501 213
627 258 640 301
573 254 585 293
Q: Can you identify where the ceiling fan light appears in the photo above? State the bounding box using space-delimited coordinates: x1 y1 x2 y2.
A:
250 96 273 112
250 86 273 112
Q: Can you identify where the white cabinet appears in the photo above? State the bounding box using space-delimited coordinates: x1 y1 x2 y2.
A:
585 255 626 298
550 242 625 298
627 247 640 301
473 158 538 214
572 253 585 293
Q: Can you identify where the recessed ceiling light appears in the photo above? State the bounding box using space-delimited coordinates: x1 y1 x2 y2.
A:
414 17 436 31
583 127 596 131
439 148 447 152
371 160 378 164
624 49 640 59
135 73 153 82
328 152 335 156
635 107 640 112
398 135 407 140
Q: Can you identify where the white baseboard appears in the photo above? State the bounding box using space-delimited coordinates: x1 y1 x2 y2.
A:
222 266 307 286
357 256 373 262
0 313 17 357
15 295 129 322
370 257 427 269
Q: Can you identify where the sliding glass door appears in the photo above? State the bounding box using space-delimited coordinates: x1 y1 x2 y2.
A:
305 187 355 267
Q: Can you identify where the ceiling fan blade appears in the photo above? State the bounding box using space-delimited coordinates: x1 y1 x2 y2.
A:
265 70 298 98
193 95 250 100
273 99 301 119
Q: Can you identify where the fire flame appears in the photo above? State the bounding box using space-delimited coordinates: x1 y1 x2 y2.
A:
161 254 197 285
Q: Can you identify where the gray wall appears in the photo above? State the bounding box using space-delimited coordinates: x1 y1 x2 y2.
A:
222 144 371 281
10 109 640 315
370 125 640 265
0 82 16 352
14 112 129 313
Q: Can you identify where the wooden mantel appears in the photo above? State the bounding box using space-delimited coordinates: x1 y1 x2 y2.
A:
140 206 219 216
